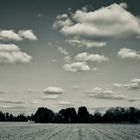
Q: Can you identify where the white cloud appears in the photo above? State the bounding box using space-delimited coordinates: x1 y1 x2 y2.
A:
58 47 68 55
113 78 140 90
63 62 90 72
124 83 140 90
119 2 128 9
75 52 109 62
87 87 114 94
0 44 32 64
54 3 140 39
42 95 60 100
131 78 140 83
0 99 24 104
93 67 98 72
0 29 37 41
118 48 140 59
64 56 71 63
58 101 72 105
43 87 64 94
18 30 38 41
66 38 106 48
72 86 79 90
86 87 125 100
0 30 22 41
53 14 73 30
113 83 123 88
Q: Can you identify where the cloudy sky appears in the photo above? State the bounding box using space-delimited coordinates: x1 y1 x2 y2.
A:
0 0 140 114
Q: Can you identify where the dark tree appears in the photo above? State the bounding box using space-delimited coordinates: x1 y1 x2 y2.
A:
59 108 77 123
34 107 55 123
93 111 103 123
16 113 27 122
77 106 90 123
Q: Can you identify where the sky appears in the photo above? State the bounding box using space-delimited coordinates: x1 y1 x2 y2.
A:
0 0 140 114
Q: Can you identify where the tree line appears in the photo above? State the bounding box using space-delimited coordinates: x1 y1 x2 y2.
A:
0 106 140 123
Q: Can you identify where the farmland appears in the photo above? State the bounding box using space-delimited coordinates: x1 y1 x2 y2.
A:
0 122 140 140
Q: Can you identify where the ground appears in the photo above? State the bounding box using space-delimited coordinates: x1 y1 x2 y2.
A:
0 122 140 140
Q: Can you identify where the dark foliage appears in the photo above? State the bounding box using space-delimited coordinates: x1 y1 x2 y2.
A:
34 107 55 123
0 106 140 123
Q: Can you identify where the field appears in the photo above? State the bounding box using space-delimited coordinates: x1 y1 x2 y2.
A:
0 122 140 140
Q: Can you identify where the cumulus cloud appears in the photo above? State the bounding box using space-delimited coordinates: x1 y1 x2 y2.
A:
113 78 140 90
124 83 140 90
57 47 68 55
0 29 37 41
43 87 64 94
57 47 71 63
119 2 128 9
0 44 32 64
64 56 71 63
0 30 22 41
65 38 106 48
53 3 140 39
18 30 38 40
131 78 140 83
75 52 109 62
86 87 125 100
63 62 90 72
118 48 140 59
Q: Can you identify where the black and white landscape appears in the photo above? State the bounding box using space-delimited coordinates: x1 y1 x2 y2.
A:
0 0 140 139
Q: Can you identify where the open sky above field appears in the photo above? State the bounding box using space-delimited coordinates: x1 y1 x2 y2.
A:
0 0 140 114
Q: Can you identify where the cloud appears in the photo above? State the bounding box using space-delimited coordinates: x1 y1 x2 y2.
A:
93 67 98 72
30 100 38 104
58 47 68 55
51 59 57 62
0 99 24 104
128 98 140 102
64 56 71 63
42 95 60 100
0 30 22 41
65 38 106 48
0 105 26 110
0 29 37 41
75 52 109 62
43 87 64 94
72 86 80 90
18 30 38 41
58 101 72 106
113 78 140 90
86 87 125 100
119 2 128 9
124 83 140 90
57 47 71 63
0 44 32 64
131 78 140 83
118 48 140 59
63 61 90 72
53 3 140 39
113 83 123 88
